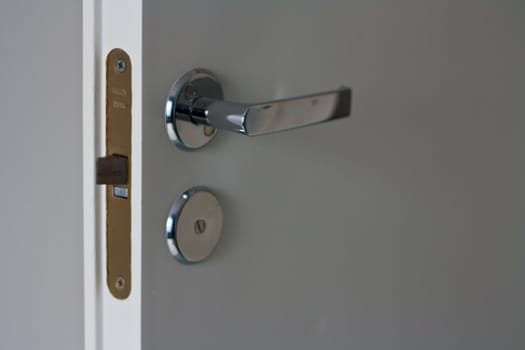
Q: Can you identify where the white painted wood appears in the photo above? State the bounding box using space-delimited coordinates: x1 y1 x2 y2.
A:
83 0 142 349
100 0 142 348
82 0 100 348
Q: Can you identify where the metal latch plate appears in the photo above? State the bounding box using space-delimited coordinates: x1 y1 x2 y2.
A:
105 48 132 299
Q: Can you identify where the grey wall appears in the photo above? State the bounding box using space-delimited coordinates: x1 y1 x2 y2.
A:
0 0 83 349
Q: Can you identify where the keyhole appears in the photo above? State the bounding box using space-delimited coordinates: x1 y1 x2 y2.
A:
194 219 207 234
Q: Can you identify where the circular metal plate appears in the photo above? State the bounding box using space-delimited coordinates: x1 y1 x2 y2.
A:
164 69 223 150
166 187 223 264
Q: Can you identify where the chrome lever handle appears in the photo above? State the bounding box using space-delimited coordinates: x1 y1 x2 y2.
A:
165 69 352 150
190 88 350 136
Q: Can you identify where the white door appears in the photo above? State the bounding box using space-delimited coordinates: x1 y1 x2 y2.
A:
90 1 525 349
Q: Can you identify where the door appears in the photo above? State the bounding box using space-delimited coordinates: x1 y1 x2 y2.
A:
102 1 525 349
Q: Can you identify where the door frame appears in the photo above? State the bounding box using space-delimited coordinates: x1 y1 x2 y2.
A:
82 0 142 349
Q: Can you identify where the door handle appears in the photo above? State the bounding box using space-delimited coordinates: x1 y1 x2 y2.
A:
165 68 352 150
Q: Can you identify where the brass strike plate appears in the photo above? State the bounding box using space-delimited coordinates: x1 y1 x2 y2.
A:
105 48 132 299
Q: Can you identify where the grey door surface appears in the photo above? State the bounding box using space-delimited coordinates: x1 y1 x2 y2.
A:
143 1 525 349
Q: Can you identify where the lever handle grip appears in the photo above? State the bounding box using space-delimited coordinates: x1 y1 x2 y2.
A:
188 88 350 136
165 69 352 149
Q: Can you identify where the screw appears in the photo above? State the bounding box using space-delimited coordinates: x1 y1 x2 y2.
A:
203 126 215 137
115 276 126 290
115 59 126 73
184 85 195 100
194 219 207 234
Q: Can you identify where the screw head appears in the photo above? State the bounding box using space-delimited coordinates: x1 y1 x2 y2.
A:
115 59 126 73
194 219 207 234
184 85 195 100
203 126 215 137
115 276 126 290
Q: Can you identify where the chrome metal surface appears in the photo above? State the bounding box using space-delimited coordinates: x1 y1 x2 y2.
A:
113 186 129 199
164 68 351 149
164 69 222 150
166 187 223 264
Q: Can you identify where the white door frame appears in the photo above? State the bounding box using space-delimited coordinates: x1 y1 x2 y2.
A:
82 0 142 349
